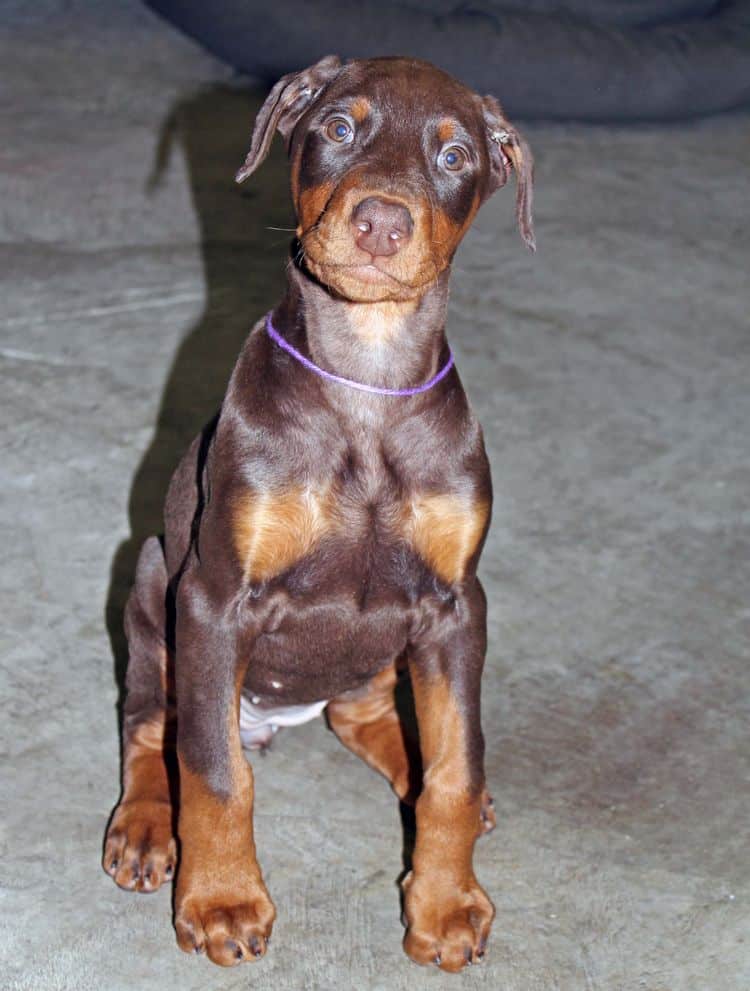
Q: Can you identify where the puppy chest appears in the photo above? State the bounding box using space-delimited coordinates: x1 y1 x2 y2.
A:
231 484 488 589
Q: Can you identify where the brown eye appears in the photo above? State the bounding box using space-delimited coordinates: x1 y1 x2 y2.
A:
441 145 467 172
325 117 354 143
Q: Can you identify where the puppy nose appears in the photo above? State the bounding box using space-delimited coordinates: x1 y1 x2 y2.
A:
351 197 413 259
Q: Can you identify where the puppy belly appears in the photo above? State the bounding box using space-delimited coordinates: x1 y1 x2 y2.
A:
238 692 328 750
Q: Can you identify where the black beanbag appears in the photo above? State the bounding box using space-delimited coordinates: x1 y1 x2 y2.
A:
146 0 750 120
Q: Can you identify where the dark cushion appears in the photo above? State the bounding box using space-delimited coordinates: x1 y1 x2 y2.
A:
146 0 750 120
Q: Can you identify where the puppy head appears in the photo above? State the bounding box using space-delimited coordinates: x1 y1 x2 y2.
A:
237 56 535 303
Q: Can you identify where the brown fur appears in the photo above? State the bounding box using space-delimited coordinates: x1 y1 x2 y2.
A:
103 55 534 974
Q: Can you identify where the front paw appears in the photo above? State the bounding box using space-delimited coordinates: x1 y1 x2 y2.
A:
175 877 276 967
402 871 495 972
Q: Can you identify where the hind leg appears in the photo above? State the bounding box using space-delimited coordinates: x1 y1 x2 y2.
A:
327 663 421 803
326 663 495 834
103 536 177 892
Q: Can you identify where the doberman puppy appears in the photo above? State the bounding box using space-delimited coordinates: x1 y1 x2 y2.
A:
103 54 534 973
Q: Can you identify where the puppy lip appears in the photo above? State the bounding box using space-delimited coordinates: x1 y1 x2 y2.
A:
302 243 439 296
305 253 403 286
345 262 400 284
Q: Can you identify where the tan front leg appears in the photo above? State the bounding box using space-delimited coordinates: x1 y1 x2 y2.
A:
402 581 494 972
173 574 275 968
174 758 275 966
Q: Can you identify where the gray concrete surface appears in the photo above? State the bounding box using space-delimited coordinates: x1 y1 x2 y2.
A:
1 2 748 989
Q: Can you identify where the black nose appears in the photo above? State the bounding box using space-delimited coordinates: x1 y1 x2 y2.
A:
351 197 413 259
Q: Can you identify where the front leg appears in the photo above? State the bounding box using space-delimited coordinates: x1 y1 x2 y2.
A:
173 570 275 967
403 579 494 972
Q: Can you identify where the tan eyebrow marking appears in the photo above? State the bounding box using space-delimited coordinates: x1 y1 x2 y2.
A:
350 97 371 123
437 119 456 143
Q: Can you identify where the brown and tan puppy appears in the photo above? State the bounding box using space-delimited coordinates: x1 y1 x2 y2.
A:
103 55 534 973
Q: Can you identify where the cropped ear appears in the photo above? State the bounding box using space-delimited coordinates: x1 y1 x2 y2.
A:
236 55 343 183
481 96 535 252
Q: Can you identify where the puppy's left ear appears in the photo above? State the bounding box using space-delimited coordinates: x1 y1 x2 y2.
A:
236 55 342 183
482 96 535 252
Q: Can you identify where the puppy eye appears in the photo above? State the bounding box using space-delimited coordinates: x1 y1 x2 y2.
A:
325 117 354 143
440 146 467 172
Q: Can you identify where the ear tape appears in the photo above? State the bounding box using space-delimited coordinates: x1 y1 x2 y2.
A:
490 129 511 145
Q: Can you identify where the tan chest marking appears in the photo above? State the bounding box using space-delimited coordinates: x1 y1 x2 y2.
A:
403 493 489 585
233 487 333 583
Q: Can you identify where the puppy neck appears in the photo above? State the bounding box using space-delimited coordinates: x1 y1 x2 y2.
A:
283 263 451 392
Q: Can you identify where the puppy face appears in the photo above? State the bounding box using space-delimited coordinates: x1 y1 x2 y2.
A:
237 56 534 303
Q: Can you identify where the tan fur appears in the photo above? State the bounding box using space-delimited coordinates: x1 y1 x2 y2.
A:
174 669 275 966
233 487 333 583
175 762 275 965
430 195 481 271
327 663 418 801
350 96 371 122
130 709 171 754
437 119 455 143
402 672 494 970
344 298 418 343
296 181 335 236
301 170 437 302
102 707 177 892
403 493 489 585
410 675 477 867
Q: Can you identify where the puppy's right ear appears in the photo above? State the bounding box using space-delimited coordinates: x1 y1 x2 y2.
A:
236 55 342 183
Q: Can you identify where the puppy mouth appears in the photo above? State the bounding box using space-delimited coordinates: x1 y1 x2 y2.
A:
301 245 435 299
320 260 402 285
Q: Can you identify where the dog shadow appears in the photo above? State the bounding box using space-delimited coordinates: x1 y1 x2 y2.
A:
105 81 292 720
103 80 422 891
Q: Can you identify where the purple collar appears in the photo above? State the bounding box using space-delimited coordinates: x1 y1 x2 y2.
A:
265 314 454 397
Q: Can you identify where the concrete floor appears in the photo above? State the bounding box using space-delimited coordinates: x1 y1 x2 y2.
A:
2 3 749 989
